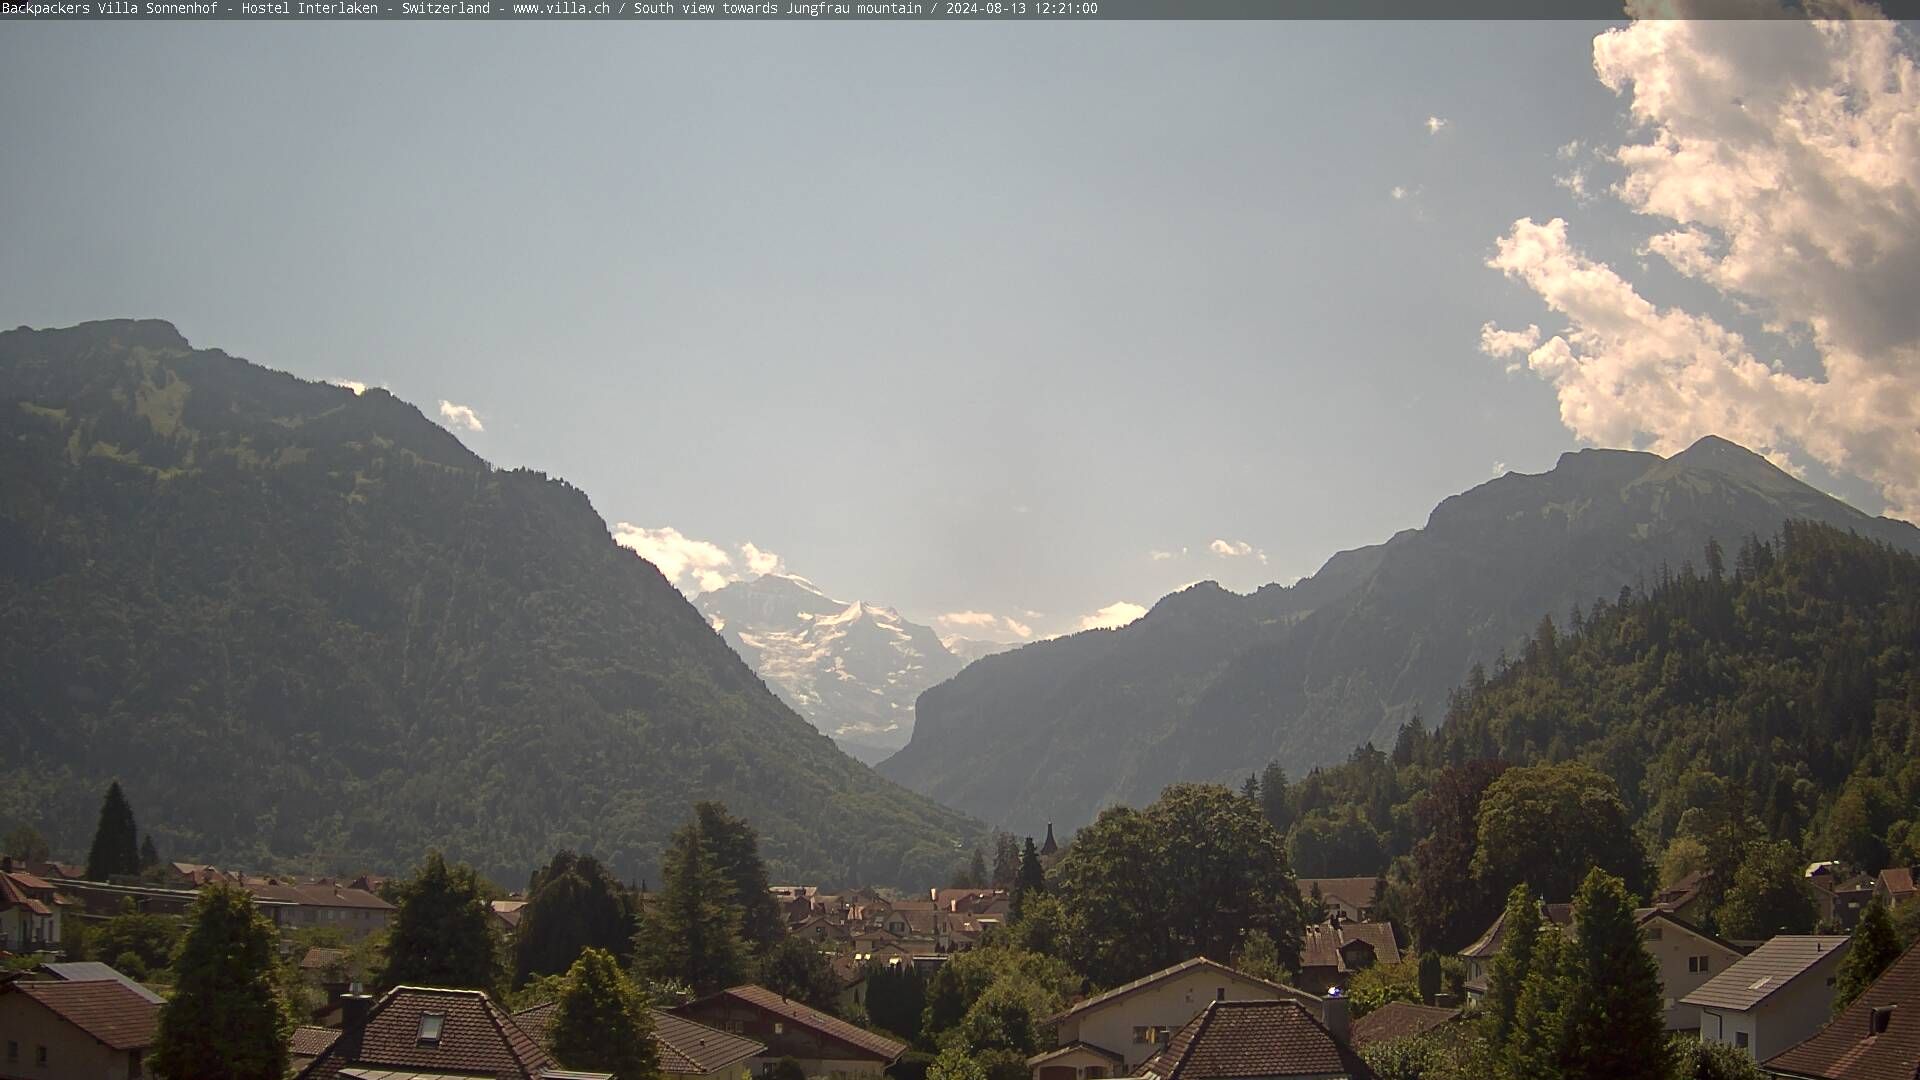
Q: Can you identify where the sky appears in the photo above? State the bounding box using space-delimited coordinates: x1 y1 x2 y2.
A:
4 13 1917 643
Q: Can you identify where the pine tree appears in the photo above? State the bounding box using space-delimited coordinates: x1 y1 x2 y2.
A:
1833 896 1902 1013
550 947 660 1080
1559 868 1668 1080
1484 884 1539 1049
139 834 160 871
1503 928 1570 1080
636 819 746 994
1009 837 1046 923
84 781 141 881
151 881 293 1080
1259 763 1292 835
514 850 639 988
990 832 1021 889
381 851 501 994
691 802 784 955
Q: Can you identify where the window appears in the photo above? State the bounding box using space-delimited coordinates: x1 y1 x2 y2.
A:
418 1013 445 1045
1870 1005 1896 1036
129 1049 145 1079
1733 1032 1748 1050
1132 1027 1168 1046
1687 955 1710 973
774 1022 785 1035
6 1040 16 1062
1216 988 1227 1000
37 1045 49 1066
1646 927 1663 940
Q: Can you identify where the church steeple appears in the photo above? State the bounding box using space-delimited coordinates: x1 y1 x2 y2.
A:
1040 822 1058 856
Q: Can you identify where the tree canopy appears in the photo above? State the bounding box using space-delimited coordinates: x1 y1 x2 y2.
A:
381 851 502 995
151 881 294 1080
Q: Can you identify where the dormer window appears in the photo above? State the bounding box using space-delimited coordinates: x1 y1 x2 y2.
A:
418 1013 445 1046
1870 1005 1895 1036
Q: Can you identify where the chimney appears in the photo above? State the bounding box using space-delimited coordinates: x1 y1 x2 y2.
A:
341 986 375 1035
1321 987 1350 1045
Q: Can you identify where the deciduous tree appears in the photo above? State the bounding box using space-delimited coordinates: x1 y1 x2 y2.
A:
551 947 660 1080
1834 896 1902 1013
382 851 502 995
151 881 293 1080
513 850 638 988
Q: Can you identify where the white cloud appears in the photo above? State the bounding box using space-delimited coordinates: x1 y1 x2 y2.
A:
1390 186 1410 201
1426 116 1449 135
613 524 736 593
1208 539 1268 564
1493 461 1510 476
1490 7 1920 521
935 611 1034 641
1078 601 1147 632
437 400 484 433
1149 547 1187 562
330 378 368 395
740 542 784 576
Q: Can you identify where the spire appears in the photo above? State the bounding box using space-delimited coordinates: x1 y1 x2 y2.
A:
1040 823 1058 856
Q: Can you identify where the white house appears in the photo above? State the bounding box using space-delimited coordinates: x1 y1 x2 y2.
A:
1681 935 1851 1062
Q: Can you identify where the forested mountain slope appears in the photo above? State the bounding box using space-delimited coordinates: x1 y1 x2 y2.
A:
0 320 978 886
881 438 1920 835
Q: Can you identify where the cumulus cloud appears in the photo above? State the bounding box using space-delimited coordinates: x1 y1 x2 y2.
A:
740 541 784 576
1426 116 1449 134
1390 185 1410 201
330 378 369 395
935 611 1035 641
1078 601 1148 632
1489 9 1920 520
437 400 485 433
1208 539 1268 564
613 525 736 593
1149 547 1187 562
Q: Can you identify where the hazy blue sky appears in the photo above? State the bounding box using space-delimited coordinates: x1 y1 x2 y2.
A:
6 18 1913 640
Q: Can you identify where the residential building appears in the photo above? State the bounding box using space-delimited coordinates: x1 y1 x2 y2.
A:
671 984 905 1079
28 963 163 1005
1136 999 1374 1080
1764 941 1920 1079
514 1001 765 1080
1681 935 1851 1062
1038 958 1329 1076
1348 1002 1460 1049
289 1025 341 1076
0 872 65 955
1296 917 1400 995
293 985 597 1080
492 899 529 933
243 879 394 941
1876 868 1915 911
1807 867 1877 931
0 976 158 1080
1650 869 1716 924
1296 879 1383 923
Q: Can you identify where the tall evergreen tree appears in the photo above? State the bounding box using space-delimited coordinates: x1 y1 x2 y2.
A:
514 850 639 988
864 961 925 1042
990 832 1021 889
381 851 501 994
151 881 294 1080
550 947 660 1080
84 781 141 881
691 802 784 955
1009 837 1046 923
1258 762 1292 835
1503 929 1570 1080
1833 896 1902 1013
1559 868 1668 1080
1483 884 1540 1049
636 819 746 995
139 833 160 872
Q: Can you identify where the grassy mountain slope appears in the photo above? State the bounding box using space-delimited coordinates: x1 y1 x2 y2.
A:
881 439 1920 835
0 320 978 887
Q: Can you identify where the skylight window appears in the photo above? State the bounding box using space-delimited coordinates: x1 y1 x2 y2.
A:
418 1013 445 1045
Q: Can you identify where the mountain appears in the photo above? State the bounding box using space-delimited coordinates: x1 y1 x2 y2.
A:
696 574 964 761
0 320 979 887
940 637 1023 665
880 438 1920 835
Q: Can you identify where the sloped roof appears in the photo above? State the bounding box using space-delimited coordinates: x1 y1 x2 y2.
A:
1881 868 1916 897
1296 878 1382 912
681 986 905 1062
34 961 166 1004
302 947 354 971
1681 936 1851 1013
1299 922 1401 977
294 1025 345 1058
296 986 557 1080
1027 1042 1126 1068
247 880 394 911
1348 1002 1461 1049
1138 1000 1375 1080
1765 941 1920 1080
652 1008 766 1073
1045 957 1320 1026
6 979 159 1050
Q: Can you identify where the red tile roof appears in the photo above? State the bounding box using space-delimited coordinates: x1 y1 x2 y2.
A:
1045 957 1321 1026
247 880 395 911
1881 869 1916 899
1139 1000 1375 1080
512 1001 766 1074
293 1025 344 1057
1298 922 1402 978
6 979 159 1050
1348 1002 1460 1049
296 987 557 1080
682 986 905 1062
1765 941 1920 1080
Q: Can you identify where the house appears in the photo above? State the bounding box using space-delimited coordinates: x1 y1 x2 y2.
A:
1348 1002 1460 1049
0 872 65 955
1038 957 1329 1076
1458 903 1742 1030
1651 869 1716 924
243 879 394 941
169 862 232 888
1296 917 1401 994
670 984 905 1079
1876 868 1915 911
1296 879 1383 923
1764 941 1920 1079
1681 935 1851 1062
514 1001 765 1080
294 986 598 1080
1136 999 1373 1080
289 1025 341 1075
29 962 164 1004
0 976 158 1080
1806 866 1877 931
492 899 530 933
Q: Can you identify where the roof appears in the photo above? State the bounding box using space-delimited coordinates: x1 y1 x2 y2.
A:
679 985 905 1062
511 1001 764 1075
1348 1002 1461 1049
1298 922 1401 979
247 880 395 911
0 871 52 916
34 961 166 1004
294 1025 345 1058
1297 878 1382 912
4 979 159 1051
1045 957 1321 1026
303 947 355 971
1882 868 1917 898
1458 904 1574 960
1652 869 1714 911
1765 941 1920 1080
1138 1000 1375 1080
1027 1042 1127 1068
1680 936 1852 1013
296 986 557 1080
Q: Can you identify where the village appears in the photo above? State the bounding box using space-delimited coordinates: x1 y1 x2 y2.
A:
2 781 1918 1080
